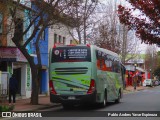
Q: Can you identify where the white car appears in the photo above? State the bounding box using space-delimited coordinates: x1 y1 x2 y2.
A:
144 79 153 87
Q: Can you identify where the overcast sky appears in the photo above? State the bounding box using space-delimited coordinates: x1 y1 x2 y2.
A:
18 0 159 53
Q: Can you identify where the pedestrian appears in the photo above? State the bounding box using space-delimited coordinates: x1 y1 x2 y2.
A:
9 74 18 105
133 76 137 90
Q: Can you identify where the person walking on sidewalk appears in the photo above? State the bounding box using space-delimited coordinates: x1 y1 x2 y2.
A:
9 74 18 105
133 76 137 90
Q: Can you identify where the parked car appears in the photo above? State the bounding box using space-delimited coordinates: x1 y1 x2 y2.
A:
154 80 159 86
144 79 153 87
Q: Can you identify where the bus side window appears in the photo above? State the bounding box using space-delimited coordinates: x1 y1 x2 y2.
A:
97 59 101 69
112 60 120 73
105 55 112 72
97 58 107 70
101 59 107 71
96 50 103 70
96 59 103 69
117 62 121 73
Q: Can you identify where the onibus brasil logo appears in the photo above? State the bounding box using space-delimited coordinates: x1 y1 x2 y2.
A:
2 112 42 118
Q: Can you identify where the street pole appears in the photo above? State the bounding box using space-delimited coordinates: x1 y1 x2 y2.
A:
128 70 130 86
150 69 152 79
134 64 137 90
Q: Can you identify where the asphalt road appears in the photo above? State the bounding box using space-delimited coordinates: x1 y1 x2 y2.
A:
41 86 160 111
6 86 160 120
39 86 160 120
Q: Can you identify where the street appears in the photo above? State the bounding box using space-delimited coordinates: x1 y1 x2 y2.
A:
40 86 160 112
36 86 160 120
6 86 160 120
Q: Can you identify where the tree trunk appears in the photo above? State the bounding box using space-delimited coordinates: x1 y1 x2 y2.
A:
77 28 82 44
30 66 39 105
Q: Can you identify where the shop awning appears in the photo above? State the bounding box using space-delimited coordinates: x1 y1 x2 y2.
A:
0 58 16 62
136 67 145 72
125 65 135 71
0 47 27 62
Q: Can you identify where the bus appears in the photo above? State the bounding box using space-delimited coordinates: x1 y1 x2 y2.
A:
49 44 125 108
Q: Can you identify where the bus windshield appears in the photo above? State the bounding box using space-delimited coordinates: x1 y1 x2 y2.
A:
51 46 91 63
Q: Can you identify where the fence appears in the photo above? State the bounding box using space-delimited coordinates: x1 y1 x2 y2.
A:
0 85 8 104
0 72 9 105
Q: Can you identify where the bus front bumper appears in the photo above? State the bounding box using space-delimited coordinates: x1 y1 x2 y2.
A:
50 92 96 104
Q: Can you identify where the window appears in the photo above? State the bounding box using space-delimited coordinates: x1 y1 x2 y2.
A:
63 37 66 44
0 13 3 34
70 40 73 44
54 34 57 43
105 55 113 71
15 18 23 41
96 50 120 73
59 35 61 43
52 46 91 63
40 30 45 40
38 26 45 40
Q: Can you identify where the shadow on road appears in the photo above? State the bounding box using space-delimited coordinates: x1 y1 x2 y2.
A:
57 101 123 111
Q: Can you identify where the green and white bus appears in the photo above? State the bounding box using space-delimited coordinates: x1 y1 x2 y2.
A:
49 44 125 108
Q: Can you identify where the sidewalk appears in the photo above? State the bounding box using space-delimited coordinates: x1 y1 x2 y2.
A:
123 85 146 94
1 86 147 112
9 95 60 111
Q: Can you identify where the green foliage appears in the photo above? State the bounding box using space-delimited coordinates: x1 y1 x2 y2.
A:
157 51 160 56
118 1 160 44
0 105 14 112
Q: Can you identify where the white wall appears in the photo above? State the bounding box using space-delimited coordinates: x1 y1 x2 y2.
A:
21 64 27 96
48 23 73 52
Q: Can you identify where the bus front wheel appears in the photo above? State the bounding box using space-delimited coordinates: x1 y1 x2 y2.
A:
115 90 121 103
100 91 107 107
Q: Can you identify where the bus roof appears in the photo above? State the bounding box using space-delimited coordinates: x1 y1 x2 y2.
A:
92 45 119 58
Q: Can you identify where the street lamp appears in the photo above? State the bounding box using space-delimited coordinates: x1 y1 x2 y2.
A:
134 63 137 72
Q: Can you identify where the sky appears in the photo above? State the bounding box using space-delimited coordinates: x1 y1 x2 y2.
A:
116 0 160 53
18 0 159 53
99 0 152 53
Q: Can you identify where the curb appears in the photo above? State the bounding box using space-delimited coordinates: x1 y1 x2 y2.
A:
13 103 61 112
123 86 155 94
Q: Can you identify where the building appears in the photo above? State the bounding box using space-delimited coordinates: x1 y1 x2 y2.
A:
0 1 32 98
125 59 147 87
0 0 76 97
31 1 75 94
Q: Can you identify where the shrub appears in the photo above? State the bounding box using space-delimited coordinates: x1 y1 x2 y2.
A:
0 105 14 112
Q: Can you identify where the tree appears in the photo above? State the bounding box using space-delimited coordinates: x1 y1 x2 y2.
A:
117 0 160 44
144 45 158 73
91 0 140 64
5 0 77 105
65 0 98 44
153 51 160 78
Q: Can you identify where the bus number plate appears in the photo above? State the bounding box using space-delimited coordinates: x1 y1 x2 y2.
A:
68 96 75 100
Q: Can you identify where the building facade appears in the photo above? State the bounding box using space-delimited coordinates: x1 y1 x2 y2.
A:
31 1 75 95
0 1 32 98
0 0 75 98
125 59 147 87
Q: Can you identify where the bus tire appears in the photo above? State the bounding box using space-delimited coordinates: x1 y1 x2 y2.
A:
115 90 121 103
100 90 107 107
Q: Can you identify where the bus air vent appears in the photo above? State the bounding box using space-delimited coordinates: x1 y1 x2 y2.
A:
55 67 88 75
